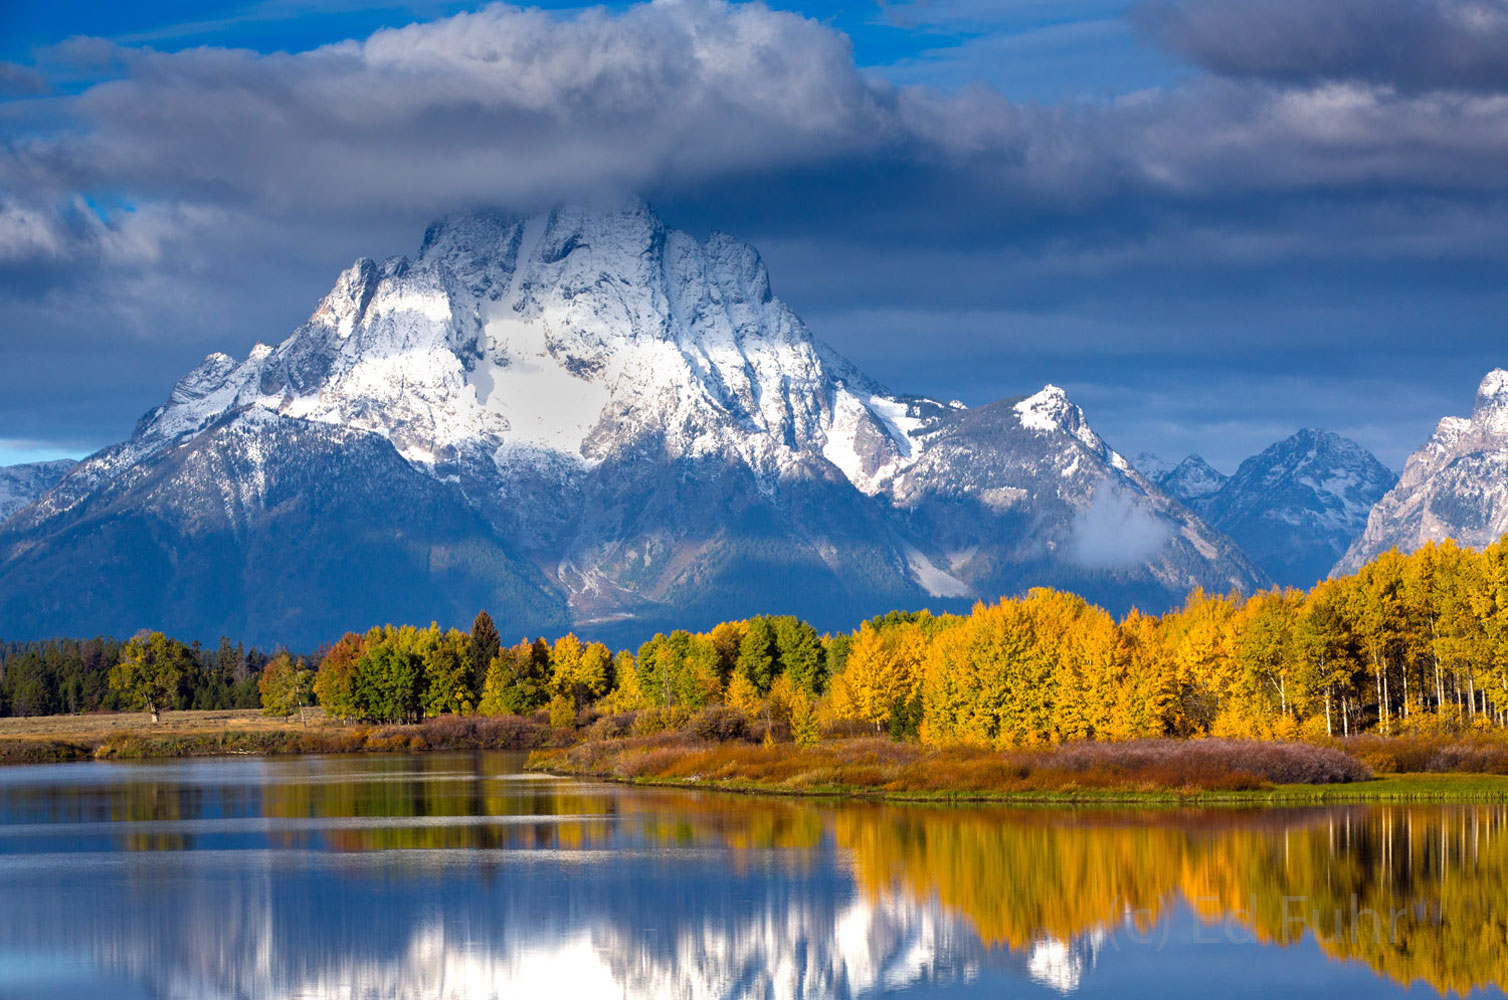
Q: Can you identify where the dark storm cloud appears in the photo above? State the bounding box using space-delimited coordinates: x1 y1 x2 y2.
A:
1136 0 1508 93
9 0 1508 244
2 0 1508 464
0 62 48 97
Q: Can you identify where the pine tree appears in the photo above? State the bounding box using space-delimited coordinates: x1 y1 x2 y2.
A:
737 617 779 693
469 611 501 684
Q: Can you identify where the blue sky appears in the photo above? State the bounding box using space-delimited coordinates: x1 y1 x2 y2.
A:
3 0 1507 470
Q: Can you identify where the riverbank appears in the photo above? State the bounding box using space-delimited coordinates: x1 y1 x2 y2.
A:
529 730 1508 805
0 710 564 764
6 710 1508 805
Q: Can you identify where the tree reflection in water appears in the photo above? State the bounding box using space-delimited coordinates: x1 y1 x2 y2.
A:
0 753 1502 998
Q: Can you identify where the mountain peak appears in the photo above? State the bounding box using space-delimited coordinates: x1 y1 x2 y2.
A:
1476 368 1508 416
1013 384 1076 432
1133 451 1172 479
1157 454 1227 507
0 459 78 523
1339 367 1508 575
0 207 1269 644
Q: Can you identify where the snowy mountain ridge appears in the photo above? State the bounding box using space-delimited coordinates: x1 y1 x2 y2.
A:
1 203 1267 645
1199 429 1395 588
1142 431 1394 589
144 207 902 484
1337 370 1508 574
0 459 77 523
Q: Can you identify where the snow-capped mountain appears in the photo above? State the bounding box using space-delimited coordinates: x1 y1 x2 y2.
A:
0 203 1266 645
1154 455 1228 512
1193 430 1396 588
0 459 76 522
1337 370 1508 575
1148 434 1393 588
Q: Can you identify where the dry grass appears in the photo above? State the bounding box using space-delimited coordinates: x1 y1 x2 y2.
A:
546 733 1371 796
0 708 323 741
1341 732 1508 775
0 710 566 764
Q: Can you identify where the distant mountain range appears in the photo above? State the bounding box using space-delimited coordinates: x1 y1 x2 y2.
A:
0 460 76 523
12 203 1508 645
1146 430 1397 589
0 204 1266 646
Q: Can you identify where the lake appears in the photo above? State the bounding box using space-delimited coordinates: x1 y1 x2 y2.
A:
0 751 1503 999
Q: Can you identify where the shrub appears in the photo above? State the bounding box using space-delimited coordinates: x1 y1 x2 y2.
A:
548 695 578 729
687 706 750 742
412 714 559 750
584 713 635 740
631 706 693 735
1045 739 1371 785
1335 732 1508 775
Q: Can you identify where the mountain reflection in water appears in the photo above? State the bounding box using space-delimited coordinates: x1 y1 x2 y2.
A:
0 752 1502 1000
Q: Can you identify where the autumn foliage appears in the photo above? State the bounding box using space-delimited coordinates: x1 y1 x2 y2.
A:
296 539 1508 749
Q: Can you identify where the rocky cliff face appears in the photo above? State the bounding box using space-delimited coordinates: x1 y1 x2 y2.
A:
0 459 76 523
0 204 1266 645
1196 430 1394 588
1156 455 1228 511
1337 371 1508 575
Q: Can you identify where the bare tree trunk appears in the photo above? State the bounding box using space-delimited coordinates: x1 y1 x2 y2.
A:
1383 667 1391 735
1325 685 1333 737
1432 618 1443 714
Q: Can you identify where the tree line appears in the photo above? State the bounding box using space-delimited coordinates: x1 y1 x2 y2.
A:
0 635 268 718
10 539 1508 743
294 539 1508 743
829 538 1508 745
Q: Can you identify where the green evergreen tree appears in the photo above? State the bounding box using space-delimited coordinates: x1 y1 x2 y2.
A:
737 617 779 693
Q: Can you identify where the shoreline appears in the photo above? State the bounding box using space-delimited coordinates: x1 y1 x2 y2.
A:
4 711 1508 806
0 710 564 765
526 751 1508 806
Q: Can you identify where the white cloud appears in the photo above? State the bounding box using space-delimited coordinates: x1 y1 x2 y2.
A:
6 0 1508 261
4 0 1508 461
1070 480 1171 568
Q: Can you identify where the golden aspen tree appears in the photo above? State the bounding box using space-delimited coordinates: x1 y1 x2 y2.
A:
841 621 927 736
726 669 763 714
601 650 644 712
1106 610 1175 739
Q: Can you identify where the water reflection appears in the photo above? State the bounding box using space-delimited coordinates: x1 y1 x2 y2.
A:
0 753 1502 999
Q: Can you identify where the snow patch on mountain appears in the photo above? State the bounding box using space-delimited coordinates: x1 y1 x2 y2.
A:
1183 428 1393 587
1156 455 1228 510
0 459 77 522
904 544 973 598
1338 370 1508 575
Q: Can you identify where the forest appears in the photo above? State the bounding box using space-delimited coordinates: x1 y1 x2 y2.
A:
5 538 1508 745
0 635 266 719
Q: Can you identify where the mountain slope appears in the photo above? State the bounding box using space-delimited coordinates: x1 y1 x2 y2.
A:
1199 430 1395 588
1337 371 1508 574
0 204 1267 644
0 413 566 646
879 388 1264 612
0 459 77 523
1156 455 1228 512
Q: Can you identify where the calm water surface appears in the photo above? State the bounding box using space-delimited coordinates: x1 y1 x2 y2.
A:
0 752 1503 999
